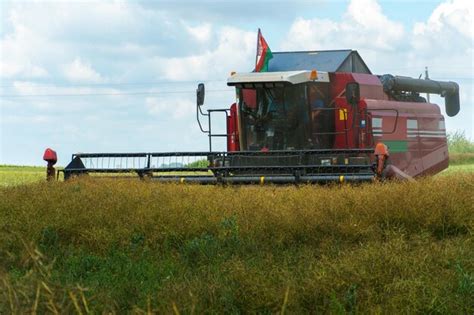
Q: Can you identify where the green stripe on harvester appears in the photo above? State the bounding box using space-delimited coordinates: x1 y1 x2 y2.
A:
383 140 408 153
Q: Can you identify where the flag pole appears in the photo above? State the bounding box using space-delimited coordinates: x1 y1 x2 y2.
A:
255 28 261 71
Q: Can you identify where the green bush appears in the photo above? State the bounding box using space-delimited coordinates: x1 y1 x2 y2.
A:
186 159 209 168
448 131 474 154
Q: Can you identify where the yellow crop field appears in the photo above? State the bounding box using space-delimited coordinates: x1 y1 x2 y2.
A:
0 173 473 313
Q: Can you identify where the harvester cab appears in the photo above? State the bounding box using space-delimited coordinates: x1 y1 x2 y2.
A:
226 70 333 152
62 49 460 184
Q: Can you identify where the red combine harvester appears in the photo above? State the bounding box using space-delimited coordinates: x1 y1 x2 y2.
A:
61 50 460 184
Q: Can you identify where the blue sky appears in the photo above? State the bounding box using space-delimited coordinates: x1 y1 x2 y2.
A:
1 0 473 166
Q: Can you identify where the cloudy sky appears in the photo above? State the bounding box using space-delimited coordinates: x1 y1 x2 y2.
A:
1 0 473 165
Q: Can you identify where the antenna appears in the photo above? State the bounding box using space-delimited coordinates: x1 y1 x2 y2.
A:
425 66 430 103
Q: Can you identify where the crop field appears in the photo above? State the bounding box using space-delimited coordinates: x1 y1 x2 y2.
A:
0 172 473 313
1 136 473 313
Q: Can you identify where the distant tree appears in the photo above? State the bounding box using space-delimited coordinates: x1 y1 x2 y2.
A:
186 159 209 168
447 131 474 153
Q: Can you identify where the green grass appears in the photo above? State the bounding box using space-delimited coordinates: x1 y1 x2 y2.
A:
0 165 46 187
442 163 474 174
449 153 474 166
1 175 473 313
447 131 474 166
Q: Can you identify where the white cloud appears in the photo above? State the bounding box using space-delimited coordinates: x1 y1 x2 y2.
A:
63 58 103 83
282 0 404 51
146 96 194 119
0 60 48 78
8 81 124 112
0 1 172 81
407 0 473 137
0 8 50 79
152 26 255 81
185 23 212 43
3 114 53 124
414 0 473 40
410 0 473 74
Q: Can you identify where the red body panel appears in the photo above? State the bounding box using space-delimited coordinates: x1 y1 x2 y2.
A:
227 103 240 151
329 72 387 101
333 97 355 149
365 99 448 177
331 72 385 150
230 72 450 176
329 72 448 177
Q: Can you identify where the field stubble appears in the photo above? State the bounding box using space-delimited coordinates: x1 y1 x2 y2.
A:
0 173 473 313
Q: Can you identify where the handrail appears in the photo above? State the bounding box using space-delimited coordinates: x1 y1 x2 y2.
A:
207 109 229 151
196 103 209 133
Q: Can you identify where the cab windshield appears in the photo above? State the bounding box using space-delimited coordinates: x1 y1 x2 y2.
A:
238 84 308 150
238 83 334 151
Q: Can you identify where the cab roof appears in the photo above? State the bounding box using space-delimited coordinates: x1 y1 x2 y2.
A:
268 50 371 74
227 70 330 87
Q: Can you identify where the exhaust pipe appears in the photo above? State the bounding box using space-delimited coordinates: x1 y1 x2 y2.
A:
380 74 460 117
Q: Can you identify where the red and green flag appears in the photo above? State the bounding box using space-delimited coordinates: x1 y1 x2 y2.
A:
255 29 273 72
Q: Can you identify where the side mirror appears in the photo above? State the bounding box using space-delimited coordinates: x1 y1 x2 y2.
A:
346 82 360 105
196 83 205 106
444 82 460 117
